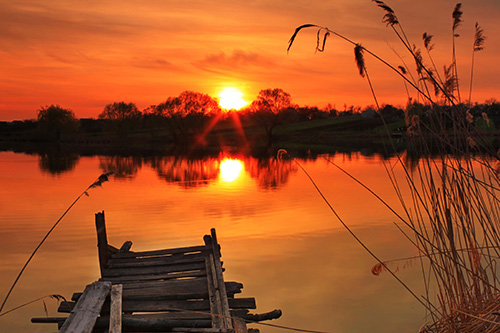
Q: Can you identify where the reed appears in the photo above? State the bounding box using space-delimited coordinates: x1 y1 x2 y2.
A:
289 1 496 331
0 172 114 316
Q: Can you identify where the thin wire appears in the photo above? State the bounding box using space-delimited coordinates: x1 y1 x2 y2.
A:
277 150 433 313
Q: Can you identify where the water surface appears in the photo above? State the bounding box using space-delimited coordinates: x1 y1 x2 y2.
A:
0 151 425 332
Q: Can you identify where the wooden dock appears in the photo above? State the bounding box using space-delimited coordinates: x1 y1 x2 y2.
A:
32 211 281 332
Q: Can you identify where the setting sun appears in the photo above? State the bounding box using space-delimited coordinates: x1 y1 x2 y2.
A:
219 158 244 182
218 87 248 111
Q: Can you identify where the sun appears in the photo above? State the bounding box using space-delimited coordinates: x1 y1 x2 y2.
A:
219 158 244 182
218 87 248 110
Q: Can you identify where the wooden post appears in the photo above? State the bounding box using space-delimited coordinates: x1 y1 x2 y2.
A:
95 211 110 276
109 284 123 333
208 229 233 329
233 318 249 333
204 236 223 329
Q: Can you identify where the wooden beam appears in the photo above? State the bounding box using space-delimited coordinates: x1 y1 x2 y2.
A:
205 253 222 328
59 281 111 333
233 317 249 333
102 262 206 277
95 211 110 275
59 297 256 314
208 229 233 329
31 317 67 324
109 284 122 333
100 270 207 283
118 241 133 253
111 245 207 259
107 253 206 268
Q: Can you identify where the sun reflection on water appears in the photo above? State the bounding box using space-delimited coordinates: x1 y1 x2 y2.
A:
219 158 244 182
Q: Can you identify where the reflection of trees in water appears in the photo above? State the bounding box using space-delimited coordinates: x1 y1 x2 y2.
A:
39 152 80 175
99 156 143 179
244 157 297 190
147 156 220 188
94 153 298 189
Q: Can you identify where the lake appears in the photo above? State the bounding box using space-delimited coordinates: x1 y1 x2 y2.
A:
0 149 426 332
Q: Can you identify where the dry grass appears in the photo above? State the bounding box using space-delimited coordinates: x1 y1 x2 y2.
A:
289 1 495 331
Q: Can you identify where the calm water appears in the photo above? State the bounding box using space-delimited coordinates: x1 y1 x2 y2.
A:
0 150 426 332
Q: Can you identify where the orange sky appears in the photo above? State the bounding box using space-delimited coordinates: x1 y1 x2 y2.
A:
1 0 499 121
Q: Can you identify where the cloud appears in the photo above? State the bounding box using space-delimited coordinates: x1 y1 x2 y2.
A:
195 49 275 74
130 57 176 70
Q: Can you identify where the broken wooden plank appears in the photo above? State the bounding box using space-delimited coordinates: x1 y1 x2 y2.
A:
96 212 111 275
205 255 222 328
59 297 256 314
59 281 111 333
111 245 207 259
233 317 249 333
232 309 282 322
109 284 122 333
107 253 207 268
72 280 242 302
119 241 133 253
102 262 206 277
206 230 233 329
118 277 209 290
94 316 212 330
31 317 67 324
100 270 207 283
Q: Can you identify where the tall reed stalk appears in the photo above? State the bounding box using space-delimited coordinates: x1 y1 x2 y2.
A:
0 172 113 315
289 1 497 331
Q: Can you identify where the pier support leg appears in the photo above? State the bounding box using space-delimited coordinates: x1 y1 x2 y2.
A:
95 211 110 276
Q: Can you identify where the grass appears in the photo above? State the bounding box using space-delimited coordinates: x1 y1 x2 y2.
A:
288 1 498 331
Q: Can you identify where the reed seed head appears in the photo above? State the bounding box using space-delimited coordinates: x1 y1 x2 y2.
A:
354 44 366 78
473 22 486 52
452 3 463 34
423 33 434 51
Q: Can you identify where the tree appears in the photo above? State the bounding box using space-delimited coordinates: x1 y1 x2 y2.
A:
37 104 79 141
155 91 221 142
99 102 142 137
99 102 141 120
250 88 293 143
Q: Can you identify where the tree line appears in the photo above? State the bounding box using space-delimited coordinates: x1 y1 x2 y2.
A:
3 88 500 145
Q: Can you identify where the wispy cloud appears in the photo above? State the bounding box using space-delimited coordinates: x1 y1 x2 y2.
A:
195 49 275 73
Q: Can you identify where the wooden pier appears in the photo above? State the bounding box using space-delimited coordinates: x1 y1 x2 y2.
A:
32 211 281 332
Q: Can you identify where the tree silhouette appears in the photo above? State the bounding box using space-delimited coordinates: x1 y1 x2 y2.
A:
155 91 221 142
37 104 79 141
99 102 142 137
99 102 141 120
250 88 293 144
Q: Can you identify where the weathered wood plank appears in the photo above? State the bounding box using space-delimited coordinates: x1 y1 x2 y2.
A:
96 212 111 274
207 229 233 329
107 252 207 268
100 270 207 283
73 279 242 302
109 284 122 333
94 316 212 330
232 309 282 322
52 310 212 322
111 245 207 259
59 297 255 314
233 317 249 333
120 277 208 290
205 255 222 328
102 262 206 277
119 241 133 253
59 281 111 333
31 317 67 324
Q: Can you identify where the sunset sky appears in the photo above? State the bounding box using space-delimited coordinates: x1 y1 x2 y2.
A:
1 0 499 121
